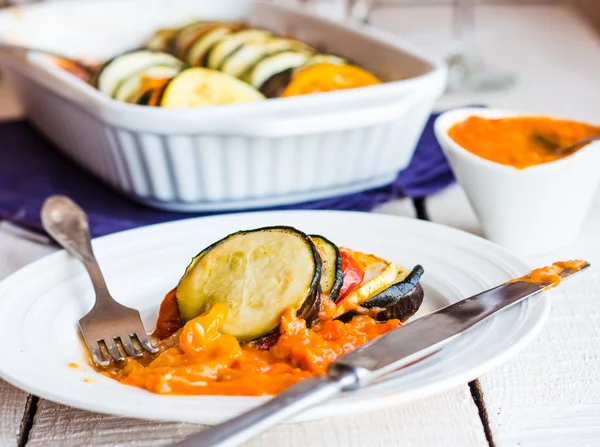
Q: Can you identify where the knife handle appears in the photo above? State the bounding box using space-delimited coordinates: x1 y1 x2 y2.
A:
170 372 357 447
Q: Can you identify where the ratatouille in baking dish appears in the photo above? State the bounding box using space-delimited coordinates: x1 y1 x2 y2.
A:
57 21 382 108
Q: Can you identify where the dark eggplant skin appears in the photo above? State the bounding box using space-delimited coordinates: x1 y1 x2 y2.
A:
338 265 424 323
370 282 423 323
260 68 293 98
298 288 322 328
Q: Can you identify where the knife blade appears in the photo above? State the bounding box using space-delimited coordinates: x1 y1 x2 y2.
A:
331 262 589 385
170 261 589 447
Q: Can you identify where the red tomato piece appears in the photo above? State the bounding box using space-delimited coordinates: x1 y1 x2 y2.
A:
336 250 365 304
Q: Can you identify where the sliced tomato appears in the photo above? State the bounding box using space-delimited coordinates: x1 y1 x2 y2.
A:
281 63 381 97
336 249 365 304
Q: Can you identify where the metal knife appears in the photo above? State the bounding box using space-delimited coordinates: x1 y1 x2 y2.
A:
170 262 590 447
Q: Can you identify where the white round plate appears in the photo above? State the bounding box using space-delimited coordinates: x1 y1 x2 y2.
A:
0 210 548 424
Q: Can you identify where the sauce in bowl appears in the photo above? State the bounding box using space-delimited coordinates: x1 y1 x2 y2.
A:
448 116 600 169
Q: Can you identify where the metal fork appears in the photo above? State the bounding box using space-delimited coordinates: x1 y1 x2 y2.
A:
41 195 158 366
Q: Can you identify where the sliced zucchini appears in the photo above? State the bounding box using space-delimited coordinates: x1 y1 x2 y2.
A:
333 252 400 318
145 28 179 52
176 226 322 342
173 21 231 61
244 50 311 89
96 50 184 98
160 67 265 108
113 65 181 103
185 24 243 67
206 29 272 70
221 38 311 79
172 21 208 57
310 235 343 301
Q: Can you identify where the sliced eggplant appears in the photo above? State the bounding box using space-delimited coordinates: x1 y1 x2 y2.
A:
338 266 425 323
206 29 272 70
113 65 181 103
175 226 322 342
259 69 293 98
185 24 244 67
96 50 184 98
333 252 399 318
160 67 264 108
244 50 311 89
310 235 343 301
221 38 311 78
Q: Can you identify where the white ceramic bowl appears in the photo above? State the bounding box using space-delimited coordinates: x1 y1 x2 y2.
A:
434 107 600 255
0 0 446 212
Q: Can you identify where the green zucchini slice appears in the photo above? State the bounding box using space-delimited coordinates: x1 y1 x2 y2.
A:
206 29 272 70
172 21 212 60
113 65 181 103
176 226 322 342
220 37 309 78
185 24 244 67
310 235 343 301
160 67 264 108
244 50 311 89
96 50 184 98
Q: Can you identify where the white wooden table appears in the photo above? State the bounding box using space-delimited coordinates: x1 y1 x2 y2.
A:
1 3 600 446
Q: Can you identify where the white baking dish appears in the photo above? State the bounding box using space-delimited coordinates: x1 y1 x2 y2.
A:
0 0 446 212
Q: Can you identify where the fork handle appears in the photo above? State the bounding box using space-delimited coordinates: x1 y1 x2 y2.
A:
41 195 110 297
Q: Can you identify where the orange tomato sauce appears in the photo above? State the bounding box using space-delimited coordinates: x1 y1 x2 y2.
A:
103 298 400 396
448 116 600 169
511 260 588 288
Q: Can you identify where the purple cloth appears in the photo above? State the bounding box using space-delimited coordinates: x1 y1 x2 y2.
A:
0 112 453 237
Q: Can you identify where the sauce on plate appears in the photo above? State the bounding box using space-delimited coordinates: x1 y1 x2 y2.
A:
448 116 600 169
103 301 399 396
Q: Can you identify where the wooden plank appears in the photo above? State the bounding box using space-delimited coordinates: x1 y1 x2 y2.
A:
27 386 488 447
0 381 28 447
0 226 55 447
478 189 600 447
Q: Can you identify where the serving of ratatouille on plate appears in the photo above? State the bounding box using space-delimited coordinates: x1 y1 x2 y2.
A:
0 211 551 424
101 226 425 396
